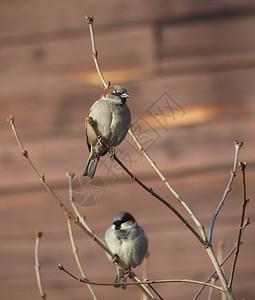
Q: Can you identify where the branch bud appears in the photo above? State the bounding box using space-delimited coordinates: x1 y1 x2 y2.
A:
85 15 93 24
7 113 14 123
35 231 43 238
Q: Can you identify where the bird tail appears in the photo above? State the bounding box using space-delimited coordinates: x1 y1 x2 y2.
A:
114 268 126 289
83 155 100 179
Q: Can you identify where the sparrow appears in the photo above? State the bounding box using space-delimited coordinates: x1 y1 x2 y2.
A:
104 211 148 289
83 85 131 179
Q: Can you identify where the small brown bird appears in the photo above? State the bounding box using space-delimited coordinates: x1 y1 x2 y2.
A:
83 85 131 179
104 211 148 289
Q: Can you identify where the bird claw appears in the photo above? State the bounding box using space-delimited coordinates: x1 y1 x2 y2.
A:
86 116 94 125
97 135 103 144
124 269 132 279
86 116 104 146
112 254 120 264
109 147 115 159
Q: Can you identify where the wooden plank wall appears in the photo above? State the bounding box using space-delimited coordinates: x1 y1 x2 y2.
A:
1 1 255 299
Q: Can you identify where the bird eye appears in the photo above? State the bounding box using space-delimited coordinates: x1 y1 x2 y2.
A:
112 90 122 97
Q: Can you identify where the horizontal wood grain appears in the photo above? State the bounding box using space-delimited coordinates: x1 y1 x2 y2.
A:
1 1 255 299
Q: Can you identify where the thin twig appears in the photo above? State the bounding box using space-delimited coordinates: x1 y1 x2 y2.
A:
128 127 207 242
85 15 108 88
208 243 225 300
128 128 234 299
86 120 204 246
209 141 243 243
205 245 233 300
146 281 163 300
218 241 227 300
141 254 149 300
112 151 204 245
58 263 80 281
193 218 249 300
113 150 233 298
83 13 232 298
34 231 46 300
193 245 235 300
113 154 234 297
58 263 223 292
66 172 94 234
85 122 161 299
66 216 98 300
228 162 249 288
208 276 216 300
7 114 155 300
81 278 223 291
67 174 155 299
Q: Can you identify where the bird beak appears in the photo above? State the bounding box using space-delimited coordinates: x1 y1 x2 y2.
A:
113 220 122 230
120 92 130 99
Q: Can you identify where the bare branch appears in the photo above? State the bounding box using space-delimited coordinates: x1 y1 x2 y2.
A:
218 242 227 300
34 231 46 300
141 254 149 300
193 218 249 300
209 141 243 243
85 116 203 245
66 172 94 234
85 15 108 88
228 162 249 288
208 276 216 300
82 278 223 291
112 145 233 298
58 263 80 281
208 242 226 300
205 245 234 300
8 114 155 300
112 151 204 245
128 128 234 299
66 216 98 300
58 263 223 292
128 127 207 242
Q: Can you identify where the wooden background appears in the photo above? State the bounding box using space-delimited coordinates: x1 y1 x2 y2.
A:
1 1 255 299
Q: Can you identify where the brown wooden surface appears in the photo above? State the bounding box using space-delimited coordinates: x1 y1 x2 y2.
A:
1 1 255 299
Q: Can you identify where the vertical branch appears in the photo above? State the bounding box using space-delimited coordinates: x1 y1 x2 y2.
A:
218 242 227 300
66 172 94 235
141 254 149 300
85 15 108 88
193 244 236 300
34 231 46 300
228 162 249 288
66 216 98 300
207 276 216 300
205 246 234 300
208 241 226 300
66 171 98 300
209 141 243 243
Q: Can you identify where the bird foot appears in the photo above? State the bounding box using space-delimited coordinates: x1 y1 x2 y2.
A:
109 147 115 159
86 116 104 145
112 254 119 264
97 135 103 145
85 116 94 125
124 269 132 279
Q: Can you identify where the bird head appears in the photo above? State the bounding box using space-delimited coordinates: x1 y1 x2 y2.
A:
102 85 130 104
112 211 137 230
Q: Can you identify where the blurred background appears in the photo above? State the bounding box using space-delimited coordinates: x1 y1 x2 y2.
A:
1 1 255 299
